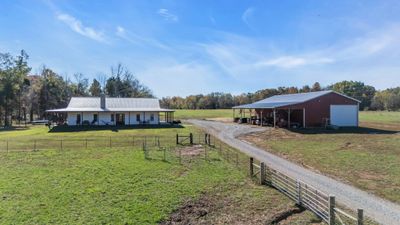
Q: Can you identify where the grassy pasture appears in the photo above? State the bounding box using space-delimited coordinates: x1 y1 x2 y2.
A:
0 147 241 224
241 111 400 203
174 109 232 120
0 124 320 224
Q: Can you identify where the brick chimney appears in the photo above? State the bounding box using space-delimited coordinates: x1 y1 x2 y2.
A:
100 94 106 109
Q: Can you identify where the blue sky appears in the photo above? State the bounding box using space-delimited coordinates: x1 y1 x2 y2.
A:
1 0 400 97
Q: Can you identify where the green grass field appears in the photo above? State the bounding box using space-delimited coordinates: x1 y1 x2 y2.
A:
0 123 320 224
0 110 397 223
0 147 243 224
174 109 232 120
359 111 400 123
242 111 400 204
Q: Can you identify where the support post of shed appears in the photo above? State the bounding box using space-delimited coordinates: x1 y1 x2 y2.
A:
288 108 291 129
303 108 306 128
273 109 276 128
260 110 263 126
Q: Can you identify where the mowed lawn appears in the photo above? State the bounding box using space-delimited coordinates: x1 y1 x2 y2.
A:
241 111 400 203
0 123 320 224
0 147 242 224
174 109 232 120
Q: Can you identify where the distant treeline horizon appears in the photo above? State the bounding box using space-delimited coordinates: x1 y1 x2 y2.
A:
160 81 400 111
1 50 399 127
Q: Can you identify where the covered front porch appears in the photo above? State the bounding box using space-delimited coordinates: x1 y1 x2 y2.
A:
232 107 305 128
46 110 175 126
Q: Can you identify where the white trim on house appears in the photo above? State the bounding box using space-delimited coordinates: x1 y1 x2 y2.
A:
47 97 174 126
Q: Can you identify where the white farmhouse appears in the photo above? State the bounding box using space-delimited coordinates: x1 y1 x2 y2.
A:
46 95 174 126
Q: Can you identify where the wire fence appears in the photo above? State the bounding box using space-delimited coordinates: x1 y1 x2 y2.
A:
0 131 372 224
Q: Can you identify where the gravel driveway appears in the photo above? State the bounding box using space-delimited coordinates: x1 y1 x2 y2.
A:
188 119 400 225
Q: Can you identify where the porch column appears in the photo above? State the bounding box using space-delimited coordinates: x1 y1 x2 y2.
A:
288 109 291 128
303 108 306 128
273 109 276 128
260 110 263 126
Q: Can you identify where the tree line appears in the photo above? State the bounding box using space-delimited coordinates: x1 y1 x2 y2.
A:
1 50 399 127
0 51 153 127
160 81 400 111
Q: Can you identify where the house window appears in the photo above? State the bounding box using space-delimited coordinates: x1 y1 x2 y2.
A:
111 114 114 122
150 114 154 121
136 114 140 122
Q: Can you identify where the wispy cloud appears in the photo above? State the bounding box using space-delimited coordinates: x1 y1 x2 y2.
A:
157 8 178 22
242 7 255 27
115 25 170 50
256 56 334 68
56 13 105 42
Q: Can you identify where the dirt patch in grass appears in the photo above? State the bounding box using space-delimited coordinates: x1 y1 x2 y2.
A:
180 145 205 157
160 182 321 225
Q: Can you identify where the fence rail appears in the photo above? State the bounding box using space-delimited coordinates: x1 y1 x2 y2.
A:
249 158 364 225
0 133 210 153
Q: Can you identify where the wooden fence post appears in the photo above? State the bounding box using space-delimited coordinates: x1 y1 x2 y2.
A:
163 147 166 161
208 134 211 146
249 157 254 177
176 134 179 145
329 195 336 225
204 133 208 144
60 139 63 151
296 180 302 205
189 133 193 145
357 209 363 225
143 142 148 159
260 162 266 185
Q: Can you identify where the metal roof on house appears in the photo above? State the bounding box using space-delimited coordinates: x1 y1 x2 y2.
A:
46 97 174 112
232 90 360 109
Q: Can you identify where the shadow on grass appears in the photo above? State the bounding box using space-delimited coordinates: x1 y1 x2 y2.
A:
0 126 31 132
289 126 398 135
48 124 185 133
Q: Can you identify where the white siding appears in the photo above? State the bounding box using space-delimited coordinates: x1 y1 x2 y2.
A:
67 112 77 125
66 111 160 126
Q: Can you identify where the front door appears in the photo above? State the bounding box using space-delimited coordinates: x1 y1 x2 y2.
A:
116 113 125 125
